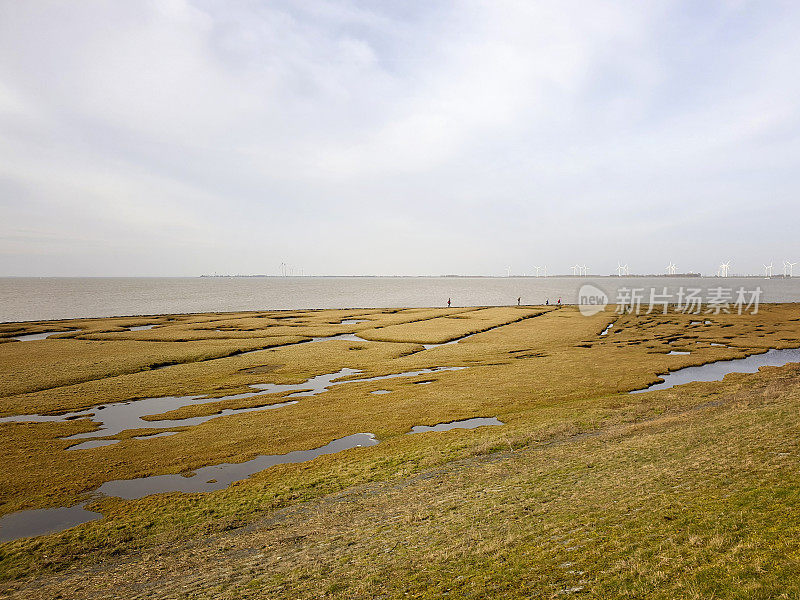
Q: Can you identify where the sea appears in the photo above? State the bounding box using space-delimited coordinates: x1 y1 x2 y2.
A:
1 276 800 323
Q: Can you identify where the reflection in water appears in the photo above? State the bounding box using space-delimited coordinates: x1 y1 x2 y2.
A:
97 433 379 499
0 367 465 450
632 348 800 393
133 431 179 440
10 330 79 342
306 333 365 343
68 439 120 451
421 332 477 350
0 433 379 542
0 503 101 543
409 417 504 434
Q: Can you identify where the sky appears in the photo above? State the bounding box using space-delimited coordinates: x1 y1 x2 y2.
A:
1 0 799 277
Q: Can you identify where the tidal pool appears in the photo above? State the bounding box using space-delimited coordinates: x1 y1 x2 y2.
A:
632 348 800 393
1 411 497 541
0 503 101 543
0 357 467 541
10 330 79 341
409 417 504 434
0 433 379 542
0 367 465 449
132 431 179 440
306 333 365 343
69 439 121 451
96 433 379 499
421 332 478 350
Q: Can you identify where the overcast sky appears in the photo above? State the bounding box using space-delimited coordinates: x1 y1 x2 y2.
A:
1 1 799 277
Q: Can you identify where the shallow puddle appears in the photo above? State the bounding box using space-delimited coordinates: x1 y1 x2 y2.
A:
0 503 101 543
65 396 303 446
0 360 466 540
421 333 477 350
10 330 79 341
0 367 465 449
96 433 379 499
667 350 691 355
632 348 800 393
600 322 614 336
409 417 504 434
0 433 379 542
133 431 179 440
349 366 465 384
128 325 156 331
339 319 367 325
69 439 120 451
306 333 365 343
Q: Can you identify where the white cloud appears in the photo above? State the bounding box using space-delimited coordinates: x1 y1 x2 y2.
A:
0 0 799 276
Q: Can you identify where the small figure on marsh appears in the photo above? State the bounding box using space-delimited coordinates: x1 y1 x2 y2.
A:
517 297 521 306
546 299 549 306
447 298 451 308
557 297 562 306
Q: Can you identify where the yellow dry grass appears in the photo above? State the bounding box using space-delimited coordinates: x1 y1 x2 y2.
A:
0 304 799 598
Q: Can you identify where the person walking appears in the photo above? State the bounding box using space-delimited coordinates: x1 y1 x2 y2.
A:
557 297 562 306
517 297 521 306
447 298 451 308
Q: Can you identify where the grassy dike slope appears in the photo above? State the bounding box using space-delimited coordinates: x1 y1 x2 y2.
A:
1 305 800 598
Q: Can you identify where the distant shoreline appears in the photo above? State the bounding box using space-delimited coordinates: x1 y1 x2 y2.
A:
4 274 796 279
198 273 787 279
3 276 799 323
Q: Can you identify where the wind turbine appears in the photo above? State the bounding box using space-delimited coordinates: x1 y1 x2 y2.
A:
616 262 625 277
785 260 797 277
533 265 541 277
764 263 773 278
570 264 579 276
666 262 676 275
506 266 512 277
719 261 731 277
